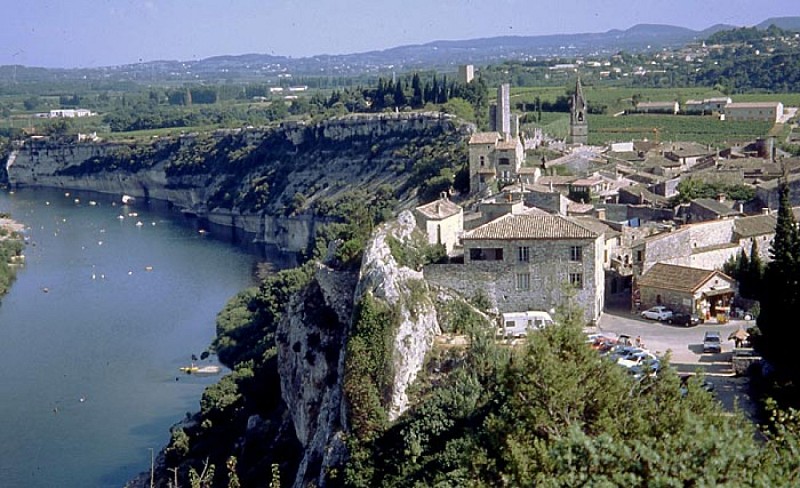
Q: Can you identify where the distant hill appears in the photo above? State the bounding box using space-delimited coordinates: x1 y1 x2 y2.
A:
0 17 794 83
756 16 800 31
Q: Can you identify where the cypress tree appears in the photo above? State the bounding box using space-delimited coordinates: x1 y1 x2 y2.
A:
758 183 800 375
747 239 764 300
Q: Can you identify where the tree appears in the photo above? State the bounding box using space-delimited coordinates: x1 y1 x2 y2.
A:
757 182 800 382
746 239 764 300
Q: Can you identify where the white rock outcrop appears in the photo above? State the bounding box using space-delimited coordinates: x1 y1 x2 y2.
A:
354 210 441 419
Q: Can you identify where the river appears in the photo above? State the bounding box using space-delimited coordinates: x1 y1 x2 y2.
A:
0 188 293 487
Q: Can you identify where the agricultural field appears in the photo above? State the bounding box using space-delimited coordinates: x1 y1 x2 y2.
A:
588 114 773 146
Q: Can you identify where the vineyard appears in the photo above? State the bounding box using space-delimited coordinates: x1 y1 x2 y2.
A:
588 114 773 146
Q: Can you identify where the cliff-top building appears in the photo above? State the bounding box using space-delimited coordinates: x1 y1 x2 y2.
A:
468 84 526 194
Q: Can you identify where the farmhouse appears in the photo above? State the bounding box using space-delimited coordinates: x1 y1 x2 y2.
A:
724 101 784 123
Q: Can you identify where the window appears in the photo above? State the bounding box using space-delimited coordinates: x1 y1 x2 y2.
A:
498 157 510 166
570 245 583 262
516 273 530 291
517 246 530 262
569 273 583 289
636 250 643 263
479 155 485 167
469 248 504 261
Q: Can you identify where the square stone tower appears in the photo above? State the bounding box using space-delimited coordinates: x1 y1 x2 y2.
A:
496 83 511 139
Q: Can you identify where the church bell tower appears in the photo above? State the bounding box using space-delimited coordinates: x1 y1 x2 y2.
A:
569 77 588 145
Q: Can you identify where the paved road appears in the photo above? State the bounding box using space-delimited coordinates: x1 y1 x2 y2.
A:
597 309 752 372
597 309 760 422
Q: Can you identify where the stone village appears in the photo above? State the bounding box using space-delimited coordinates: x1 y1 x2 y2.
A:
412 75 798 328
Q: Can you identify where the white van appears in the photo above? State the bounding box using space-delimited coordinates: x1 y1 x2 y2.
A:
499 311 555 338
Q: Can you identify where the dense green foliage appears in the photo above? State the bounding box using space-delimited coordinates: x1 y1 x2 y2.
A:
723 240 764 301
348 306 800 486
161 264 317 488
385 231 446 271
671 177 756 205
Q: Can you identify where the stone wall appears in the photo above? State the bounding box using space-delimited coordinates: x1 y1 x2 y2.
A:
642 219 735 273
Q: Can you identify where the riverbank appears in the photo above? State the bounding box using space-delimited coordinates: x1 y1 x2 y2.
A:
0 215 25 296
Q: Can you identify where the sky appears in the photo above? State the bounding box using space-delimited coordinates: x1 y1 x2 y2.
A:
1 0 797 68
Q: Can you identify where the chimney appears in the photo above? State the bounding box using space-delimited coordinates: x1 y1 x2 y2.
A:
595 208 607 220
717 193 726 203
738 202 744 213
440 191 449 201
762 208 770 215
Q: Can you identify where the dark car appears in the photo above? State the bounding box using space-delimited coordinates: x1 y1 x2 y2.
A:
703 331 722 353
668 312 703 327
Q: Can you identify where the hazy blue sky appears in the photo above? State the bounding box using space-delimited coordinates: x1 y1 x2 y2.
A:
2 0 797 68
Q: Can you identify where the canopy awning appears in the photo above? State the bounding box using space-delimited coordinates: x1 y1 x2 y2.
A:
703 288 734 298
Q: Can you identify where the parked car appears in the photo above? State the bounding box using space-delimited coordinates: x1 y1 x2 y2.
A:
641 306 673 321
703 331 722 353
668 312 703 327
617 350 659 369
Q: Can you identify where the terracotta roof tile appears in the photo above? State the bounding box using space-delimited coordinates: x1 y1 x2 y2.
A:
638 263 729 293
463 214 599 240
469 132 501 144
733 214 777 238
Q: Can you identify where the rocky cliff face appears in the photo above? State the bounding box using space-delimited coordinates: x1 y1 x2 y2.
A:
277 263 356 488
276 210 444 487
5 112 462 253
354 210 441 419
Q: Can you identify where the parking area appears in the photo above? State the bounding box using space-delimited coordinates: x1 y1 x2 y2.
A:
596 309 760 421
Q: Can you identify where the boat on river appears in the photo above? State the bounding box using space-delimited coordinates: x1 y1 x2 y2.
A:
179 364 221 375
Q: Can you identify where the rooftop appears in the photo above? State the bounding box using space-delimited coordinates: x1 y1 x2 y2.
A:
726 101 783 109
469 132 501 145
415 198 462 220
638 263 730 293
733 214 777 238
691 198 741 217
496 139 519 151
463 214 599 241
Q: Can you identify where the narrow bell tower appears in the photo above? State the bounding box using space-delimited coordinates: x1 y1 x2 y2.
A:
569 77 588 145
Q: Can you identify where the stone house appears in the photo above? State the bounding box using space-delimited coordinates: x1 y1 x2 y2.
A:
664 142 715 169
425 214 605 324
732 213 776 262
636 263 735 318
687 197 742 223
468 131 525 194
414 195 463 254
631 213 779 277
632 219 738 275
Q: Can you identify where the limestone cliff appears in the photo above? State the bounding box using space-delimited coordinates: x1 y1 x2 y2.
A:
353 210 441 419
277 263 356 488
275 210 445 487
5 112 464 252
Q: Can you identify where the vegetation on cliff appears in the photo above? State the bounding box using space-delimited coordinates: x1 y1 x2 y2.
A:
52 116 469 218
0 215 24 296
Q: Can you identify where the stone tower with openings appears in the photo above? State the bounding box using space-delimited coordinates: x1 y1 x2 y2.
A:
569 77 588 145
